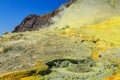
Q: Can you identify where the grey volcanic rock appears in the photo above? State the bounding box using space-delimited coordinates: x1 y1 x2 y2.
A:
12 14 52 32
13 14 39 32
12 0 77 32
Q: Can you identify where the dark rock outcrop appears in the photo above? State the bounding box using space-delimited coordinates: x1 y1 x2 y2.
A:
12 0 77 32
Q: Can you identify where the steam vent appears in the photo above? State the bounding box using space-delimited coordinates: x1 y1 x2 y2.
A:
0 0 120 80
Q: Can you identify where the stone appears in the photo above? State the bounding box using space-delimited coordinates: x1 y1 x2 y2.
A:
12 0 77 32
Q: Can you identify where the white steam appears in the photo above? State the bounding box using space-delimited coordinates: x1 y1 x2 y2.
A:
50 0 120 29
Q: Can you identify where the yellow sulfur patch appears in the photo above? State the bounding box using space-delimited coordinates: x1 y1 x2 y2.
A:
60 29 75 37
0 61 47 80
104 74 120 80
91 51 100 60
80 35 92 41
20 76 41 80
81 16 120 46
95 40 110 51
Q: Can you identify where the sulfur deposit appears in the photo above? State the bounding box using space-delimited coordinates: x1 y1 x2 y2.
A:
0 0 120 80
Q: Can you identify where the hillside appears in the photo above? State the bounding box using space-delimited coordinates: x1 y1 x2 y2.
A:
0 0 120 80
12 0 77 32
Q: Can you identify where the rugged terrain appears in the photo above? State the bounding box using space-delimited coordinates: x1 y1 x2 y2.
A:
12 0 77 32
0 0 120 80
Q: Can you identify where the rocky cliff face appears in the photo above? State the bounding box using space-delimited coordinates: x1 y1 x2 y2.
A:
12 0 77 32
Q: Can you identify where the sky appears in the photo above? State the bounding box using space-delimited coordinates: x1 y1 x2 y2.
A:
0 0 68 35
